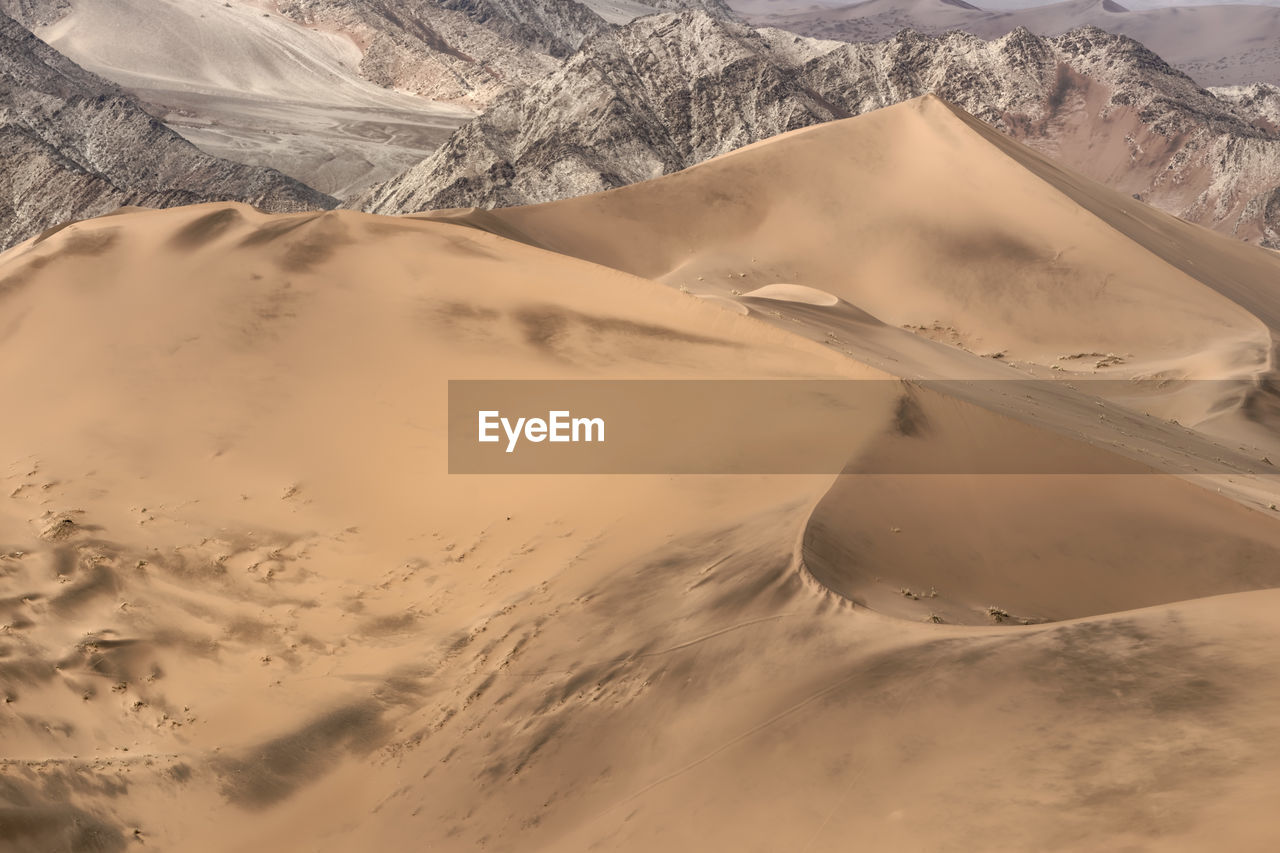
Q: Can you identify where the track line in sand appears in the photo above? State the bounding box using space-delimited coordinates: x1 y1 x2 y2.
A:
494 612 801 679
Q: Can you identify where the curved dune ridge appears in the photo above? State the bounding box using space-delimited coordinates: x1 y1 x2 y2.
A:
3 97 1280 850
742 283 840 306
801 387 1280 625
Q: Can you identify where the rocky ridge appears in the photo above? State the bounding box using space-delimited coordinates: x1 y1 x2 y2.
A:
271 0 734 104
270 0 596 103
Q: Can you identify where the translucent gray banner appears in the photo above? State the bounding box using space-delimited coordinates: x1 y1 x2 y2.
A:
447 379 1279 475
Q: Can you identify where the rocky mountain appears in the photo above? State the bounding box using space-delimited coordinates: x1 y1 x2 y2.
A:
360 13 835 211
268 1 574 104
360 12 1280 248
272 0 735 102
0 12 334 250
435 0 612 57
752 0 1280 88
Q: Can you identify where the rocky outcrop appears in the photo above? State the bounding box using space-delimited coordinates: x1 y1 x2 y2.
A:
435 0 610 57
360 13 1280 248
0 12 334 250
1213 84 1280 131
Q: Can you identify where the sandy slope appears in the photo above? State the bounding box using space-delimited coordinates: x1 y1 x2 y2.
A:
441 98 1278 394
33 0 472 196
3 97 1280 850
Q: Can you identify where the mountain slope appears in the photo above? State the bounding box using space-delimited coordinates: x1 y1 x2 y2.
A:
5 97 1280 850
2 0 488 196
431 0 612 57
4 0 587 104
270 0 585 101
272 0 737 97
361 13 836 211
0 12 334 250
361 14 1280 248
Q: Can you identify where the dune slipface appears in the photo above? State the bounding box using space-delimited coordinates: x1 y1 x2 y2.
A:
2 97 1280 851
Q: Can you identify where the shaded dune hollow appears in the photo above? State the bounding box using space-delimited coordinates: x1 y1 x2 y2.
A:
801 389 1280 625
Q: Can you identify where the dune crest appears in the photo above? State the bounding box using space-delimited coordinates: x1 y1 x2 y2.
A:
743 283 840 306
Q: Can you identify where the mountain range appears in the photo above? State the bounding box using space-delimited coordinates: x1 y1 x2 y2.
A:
7 3 1280 252
361 13 1280 249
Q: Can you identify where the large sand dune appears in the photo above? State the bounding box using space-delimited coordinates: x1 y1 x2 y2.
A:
434 97 1280 442
2 97 1280 849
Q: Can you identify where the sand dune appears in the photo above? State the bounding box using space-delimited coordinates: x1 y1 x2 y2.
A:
3 97 1280 850
805 390 1280 624
436 97 1280 427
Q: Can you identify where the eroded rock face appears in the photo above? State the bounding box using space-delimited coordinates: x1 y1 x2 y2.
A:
434 0 611 57
360 13 1280 249
271 0 573 103
1213 84 1280 131
361 13 835 211
269 0 734 104
0 12 335 250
